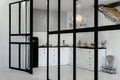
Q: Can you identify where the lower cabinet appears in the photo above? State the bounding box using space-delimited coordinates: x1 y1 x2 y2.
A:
70 48 106 71
49 48 58 66
60 48 70 65
39 48 70 66
39 48 47 66
39 47 106 71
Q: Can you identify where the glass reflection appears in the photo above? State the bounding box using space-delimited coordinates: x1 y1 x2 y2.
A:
76 0 94 29
98 0 120 26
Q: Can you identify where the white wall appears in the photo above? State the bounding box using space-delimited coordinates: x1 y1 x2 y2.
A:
33 9 47 32
103 31 120 74
33 9 67 32
33 32 47 46
0 0 21 68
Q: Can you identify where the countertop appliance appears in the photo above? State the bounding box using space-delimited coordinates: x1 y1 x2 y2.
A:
33 37 39 67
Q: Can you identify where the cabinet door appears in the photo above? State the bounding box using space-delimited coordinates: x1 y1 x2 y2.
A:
69 48 73 65
76 48 80 67
84 49 94 70
39 48 47 66
60 48 70 65
77 49 86 68
49 48 58 66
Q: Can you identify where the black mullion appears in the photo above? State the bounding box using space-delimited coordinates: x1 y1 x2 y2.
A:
48 25 120 34
10 42 30 44
58 0 60 80
73 0 76 80
19 3 21 34
48 27 95 34
98 25 120 31
9 4 11 68
25 1 28 70
47 0 50 79
94 0 98 80
30 0 33 74
19 44 21 69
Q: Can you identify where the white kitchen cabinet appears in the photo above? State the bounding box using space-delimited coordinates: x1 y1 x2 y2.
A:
39 48 58 66
49 48 58 66
69 48 73 65
60 48 70 65
39 47 71 67
49 48 70 66
39 48 47 66
39 47 106 71
70 48 106 71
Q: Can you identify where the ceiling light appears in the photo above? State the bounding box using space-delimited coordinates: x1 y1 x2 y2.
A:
76 14 82 23
72 14 82 23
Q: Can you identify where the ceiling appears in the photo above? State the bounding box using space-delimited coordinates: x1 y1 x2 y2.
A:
33 0 120 11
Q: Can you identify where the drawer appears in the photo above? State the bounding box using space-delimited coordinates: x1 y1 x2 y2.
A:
88 64 94 71
39 48 47 52
49 58 57 66
88 57 93 61
49 48 58 53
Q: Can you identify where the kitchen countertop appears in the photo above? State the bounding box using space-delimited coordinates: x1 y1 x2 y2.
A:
39 46 106 49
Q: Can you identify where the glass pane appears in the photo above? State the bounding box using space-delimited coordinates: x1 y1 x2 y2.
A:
25 45 30 69
11 3 19 34
21 44 26 69
27 1 30 33
49 34 58 47
76 0 94 29
21 2 26 34
76 32 94 80
33 32 47 46
98 0 120 26
11 44 19 68
60 33 73 80
11 36 30 42
49 34 58 80
98 31 119 80
61 0 73 30
49 0 58 31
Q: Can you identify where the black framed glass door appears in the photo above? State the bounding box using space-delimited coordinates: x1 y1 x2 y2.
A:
9 0 33 74
47 0 96 80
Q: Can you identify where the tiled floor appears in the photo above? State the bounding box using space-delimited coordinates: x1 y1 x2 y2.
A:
0 66 119 80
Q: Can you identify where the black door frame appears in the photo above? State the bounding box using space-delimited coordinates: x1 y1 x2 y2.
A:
9 0 33 74
47 0 120 80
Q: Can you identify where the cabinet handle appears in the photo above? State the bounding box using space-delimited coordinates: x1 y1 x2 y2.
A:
89 51 91 53
89 57 91 59
89 64 92 66
53 55 55 56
